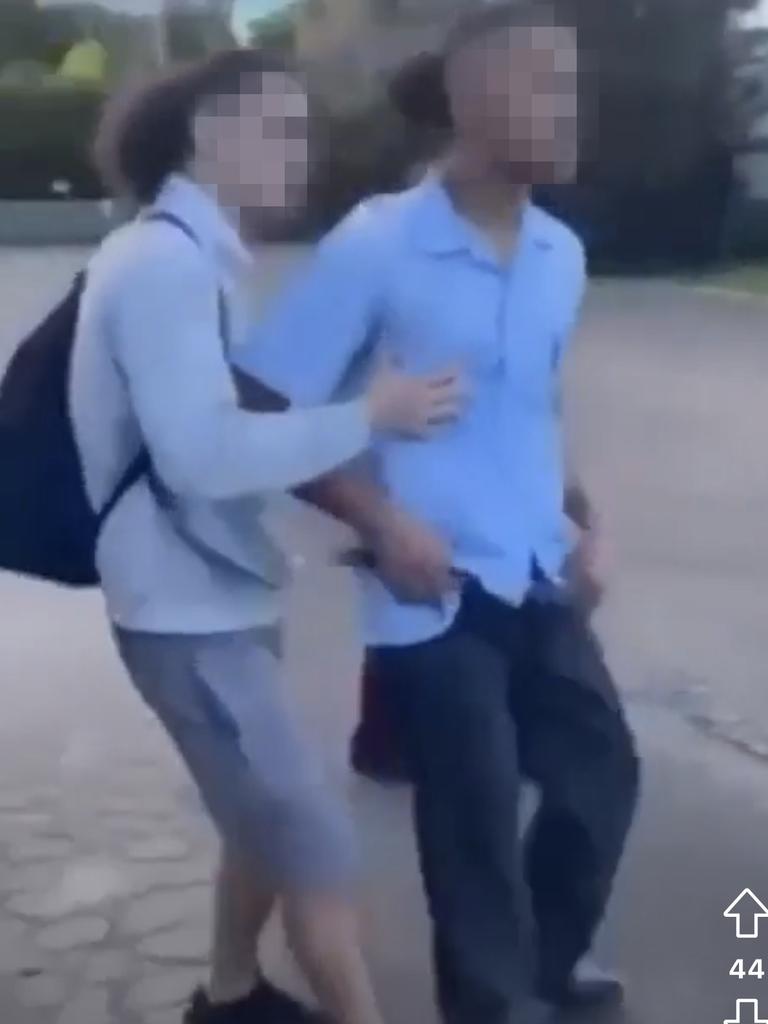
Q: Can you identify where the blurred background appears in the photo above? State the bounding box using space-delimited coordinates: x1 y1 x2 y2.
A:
0 0 767 268
2 6 768 1024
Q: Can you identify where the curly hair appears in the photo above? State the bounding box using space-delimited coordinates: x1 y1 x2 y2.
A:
93 48 298 204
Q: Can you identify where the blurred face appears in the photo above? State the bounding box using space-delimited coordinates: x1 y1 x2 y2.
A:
193 70 310 235
446 23 579 186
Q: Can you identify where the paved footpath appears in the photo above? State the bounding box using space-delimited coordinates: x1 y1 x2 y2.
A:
1 248 768 1024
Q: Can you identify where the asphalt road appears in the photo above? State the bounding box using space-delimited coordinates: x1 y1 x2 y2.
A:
0 247 767 1024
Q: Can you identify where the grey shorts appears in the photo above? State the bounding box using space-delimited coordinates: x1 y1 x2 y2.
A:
114 627 358 891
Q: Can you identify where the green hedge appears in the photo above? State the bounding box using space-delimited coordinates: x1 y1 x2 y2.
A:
0 82 418 222
0 82 407 213
0 84 105 199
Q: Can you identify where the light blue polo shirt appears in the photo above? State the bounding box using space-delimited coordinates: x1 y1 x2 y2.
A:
237 177 587 646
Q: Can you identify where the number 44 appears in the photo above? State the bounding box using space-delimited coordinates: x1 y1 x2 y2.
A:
731 959 766 980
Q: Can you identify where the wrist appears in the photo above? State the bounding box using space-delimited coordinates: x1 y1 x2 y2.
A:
365 387 390 434
322 475 400 545
364 390 378 427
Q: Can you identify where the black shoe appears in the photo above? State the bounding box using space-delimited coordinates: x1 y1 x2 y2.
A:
255 979 330 1022
540 962 625 1011
184 979 328 1022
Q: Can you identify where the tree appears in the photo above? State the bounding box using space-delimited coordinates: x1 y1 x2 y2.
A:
247 7 299 53
554 0 758 189
537 0 762 263
0 0 46 70
165 1 235 61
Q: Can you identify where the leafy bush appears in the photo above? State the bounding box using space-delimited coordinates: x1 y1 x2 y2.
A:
0 84 105 199
309 99 418 234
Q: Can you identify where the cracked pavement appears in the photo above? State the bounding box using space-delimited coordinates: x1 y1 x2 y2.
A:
1 247 767 1023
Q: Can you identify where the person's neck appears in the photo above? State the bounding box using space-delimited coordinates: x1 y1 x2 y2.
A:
186 167 244 239
441 152 529 234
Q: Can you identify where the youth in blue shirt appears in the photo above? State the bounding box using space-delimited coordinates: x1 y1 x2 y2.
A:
237 3 639 1022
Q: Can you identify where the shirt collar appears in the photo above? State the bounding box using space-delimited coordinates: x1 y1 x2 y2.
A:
151 175 254 285
410 174 554 261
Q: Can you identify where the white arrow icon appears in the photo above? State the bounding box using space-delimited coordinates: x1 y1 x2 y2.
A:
725 998 768 1024
725 890 768 939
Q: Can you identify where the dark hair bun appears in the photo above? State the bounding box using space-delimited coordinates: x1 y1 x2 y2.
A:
387 51 452 131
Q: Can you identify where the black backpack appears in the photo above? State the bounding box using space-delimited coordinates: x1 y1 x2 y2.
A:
0 212 197 588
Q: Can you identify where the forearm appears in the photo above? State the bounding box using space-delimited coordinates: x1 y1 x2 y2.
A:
145 399 371 501
296 465 394 541
234 367 394 538
243 365 592 533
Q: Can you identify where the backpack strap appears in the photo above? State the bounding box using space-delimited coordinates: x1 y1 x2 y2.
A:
145 210 200 245
97 449 151 528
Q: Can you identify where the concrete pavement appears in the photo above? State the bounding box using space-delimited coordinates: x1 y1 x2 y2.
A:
0 247 767 1023
571 281 768 756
